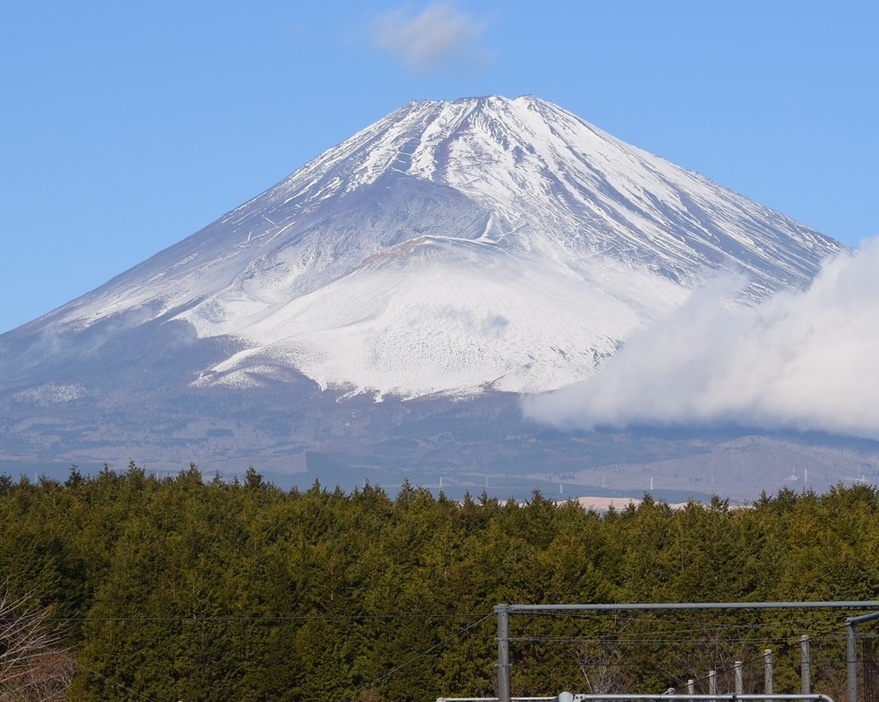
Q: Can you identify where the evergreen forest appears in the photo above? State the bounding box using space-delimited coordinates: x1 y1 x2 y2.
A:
1 463 879 701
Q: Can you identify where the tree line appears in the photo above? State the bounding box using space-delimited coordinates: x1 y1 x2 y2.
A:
1 463 878 701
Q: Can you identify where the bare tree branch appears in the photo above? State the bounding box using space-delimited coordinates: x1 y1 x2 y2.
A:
0 587 75 701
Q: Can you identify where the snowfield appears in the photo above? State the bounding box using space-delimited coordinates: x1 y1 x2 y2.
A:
35 96 841 398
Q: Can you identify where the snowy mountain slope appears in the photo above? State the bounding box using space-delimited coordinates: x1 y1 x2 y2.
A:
6 95 842 399
196 237 687 396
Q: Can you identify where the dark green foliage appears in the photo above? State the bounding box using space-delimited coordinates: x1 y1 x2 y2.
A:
0 468 877 700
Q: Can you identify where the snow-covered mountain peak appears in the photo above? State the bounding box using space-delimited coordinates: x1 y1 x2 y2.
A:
16 95 843 398
275 95 639 208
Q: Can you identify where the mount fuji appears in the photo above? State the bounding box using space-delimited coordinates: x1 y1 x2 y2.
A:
1 95 870 499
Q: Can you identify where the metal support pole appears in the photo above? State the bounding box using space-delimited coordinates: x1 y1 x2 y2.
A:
708 670 716 696
491 601 879 702
734 661 744 694
800 634 811 694
763 649 774 695
497 604 511 702
847 619 857 702
687 680 695 695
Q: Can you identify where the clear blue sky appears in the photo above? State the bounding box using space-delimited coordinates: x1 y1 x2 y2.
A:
1 1 877 334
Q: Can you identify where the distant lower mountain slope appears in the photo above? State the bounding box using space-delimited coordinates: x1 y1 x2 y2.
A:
1 95 863 499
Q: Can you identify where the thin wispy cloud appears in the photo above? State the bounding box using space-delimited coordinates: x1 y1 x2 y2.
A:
522 238 879 440
371 2 491 75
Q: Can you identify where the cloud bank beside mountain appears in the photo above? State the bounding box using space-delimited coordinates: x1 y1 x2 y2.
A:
523 238 879 440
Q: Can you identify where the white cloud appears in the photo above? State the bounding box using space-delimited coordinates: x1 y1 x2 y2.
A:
371 2 491 75
522 238 879 440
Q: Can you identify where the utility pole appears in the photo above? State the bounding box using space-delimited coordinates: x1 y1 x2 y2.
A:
847 619 857 702
496 604 511 702
800 634 811 694
734 661 744 694
763 649 774 696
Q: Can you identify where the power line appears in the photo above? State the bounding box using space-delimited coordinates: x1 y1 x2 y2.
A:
73 661 159 702
46 611 486 624
344 611 496 702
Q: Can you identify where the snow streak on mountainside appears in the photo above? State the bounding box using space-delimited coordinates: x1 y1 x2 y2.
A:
15 96 842 398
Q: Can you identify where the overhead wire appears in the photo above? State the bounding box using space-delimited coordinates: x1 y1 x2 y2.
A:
509 607 870 691
343 611 496 702
71 661 159 702
45 611 487 624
